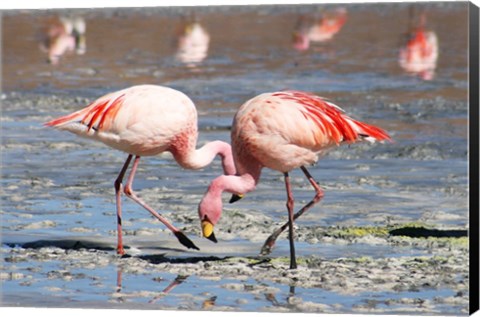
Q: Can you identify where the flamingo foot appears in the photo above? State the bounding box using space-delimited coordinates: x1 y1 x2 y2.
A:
174 231 200 250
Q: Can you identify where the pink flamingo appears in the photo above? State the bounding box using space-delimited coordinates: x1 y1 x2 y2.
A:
399 13 438 80
198 90 391 269
41 16 87 64
41 18 75 65
45 85 236 255
175 21 210 67
293 8 347 51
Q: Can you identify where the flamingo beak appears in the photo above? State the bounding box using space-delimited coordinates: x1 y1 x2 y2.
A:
229 194 244 204
201 220 217 243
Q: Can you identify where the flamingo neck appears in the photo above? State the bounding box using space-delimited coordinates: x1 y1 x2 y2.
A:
172 140 236 175
198 170 260 225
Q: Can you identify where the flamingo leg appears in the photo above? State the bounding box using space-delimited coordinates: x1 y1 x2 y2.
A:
284 172 297 269
123 156 200 250
260 166 324 256
114 154 133 255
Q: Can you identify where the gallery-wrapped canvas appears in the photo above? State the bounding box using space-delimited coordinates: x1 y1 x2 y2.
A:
1 1 479 316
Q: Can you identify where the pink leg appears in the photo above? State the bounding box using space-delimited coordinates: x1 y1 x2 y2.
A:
123 156 199 250
114 155 133 255
284 172 297 269
260 166 324 256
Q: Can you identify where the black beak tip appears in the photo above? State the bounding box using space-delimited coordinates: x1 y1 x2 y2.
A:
206 231 218 243
229 194 243 204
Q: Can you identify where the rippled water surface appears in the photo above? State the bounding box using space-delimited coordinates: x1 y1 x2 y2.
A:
1 2 471 315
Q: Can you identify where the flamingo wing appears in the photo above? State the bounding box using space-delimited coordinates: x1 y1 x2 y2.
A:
232 90 391 173
272 90 391 144
44 85 198 156
44 90 126 132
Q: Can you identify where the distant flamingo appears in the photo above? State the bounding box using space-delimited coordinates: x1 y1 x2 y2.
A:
41 16 87 64
175 20 210 67
293 8 347 51
45 85 236 254
198 90 391 269
399 13 438 80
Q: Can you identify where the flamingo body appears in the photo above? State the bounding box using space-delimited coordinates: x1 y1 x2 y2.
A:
231 91 389 174
42 16 87 64
293 9 347 51
399 27 438 80
46 85 236 253
307 10 347 42
46 85 197 158
176 22 210 66
198 90 391 268
47 33 76 64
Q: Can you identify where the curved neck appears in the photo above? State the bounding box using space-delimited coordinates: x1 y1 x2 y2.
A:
172 140 236 175
198 169 261 225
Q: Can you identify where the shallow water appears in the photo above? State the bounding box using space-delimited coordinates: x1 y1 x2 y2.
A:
1 2 470 315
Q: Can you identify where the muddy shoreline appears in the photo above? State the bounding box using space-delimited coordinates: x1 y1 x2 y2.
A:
2 224 469 314
1 88 470 314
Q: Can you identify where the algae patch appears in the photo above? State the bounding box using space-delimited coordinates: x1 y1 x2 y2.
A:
326 226 389 239
310 223 468 250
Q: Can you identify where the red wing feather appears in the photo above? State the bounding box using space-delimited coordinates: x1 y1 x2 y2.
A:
273 90 391 143
44 93 126 132
44 110 84 127
352 120 392 141
274 91 356 144
82 100 111 131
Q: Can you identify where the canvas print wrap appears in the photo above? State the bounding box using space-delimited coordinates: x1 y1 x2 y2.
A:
1 1 476 315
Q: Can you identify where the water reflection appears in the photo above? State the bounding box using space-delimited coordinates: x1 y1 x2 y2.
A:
40 16 87 65
175 17 210 67
201 295 218 309
148 275 190 304
292 8 347 51
115 264 190 304
398 11 438 80
265 285 297 309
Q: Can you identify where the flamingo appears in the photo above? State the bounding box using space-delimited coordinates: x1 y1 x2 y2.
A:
399 13 438 80
40 16 87 64
175 20 210 67
198 90 391 269
44 85 236 254
292 8 347 51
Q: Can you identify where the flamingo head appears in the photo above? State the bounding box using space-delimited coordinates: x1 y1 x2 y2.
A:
198 188 223 243
199 193 245 242
198 174 248 243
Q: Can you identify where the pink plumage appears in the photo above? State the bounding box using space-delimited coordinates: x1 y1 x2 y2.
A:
45 84 236 254
292 8 347 51
231 90 390 174
198 90 391 269
398 13 438 80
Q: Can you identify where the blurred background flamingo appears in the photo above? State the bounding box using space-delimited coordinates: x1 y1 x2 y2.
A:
40 16 87 64
198 90 391 269
45 85 236 254
399 10 438 80
175 17 210 67
292 8 347 51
